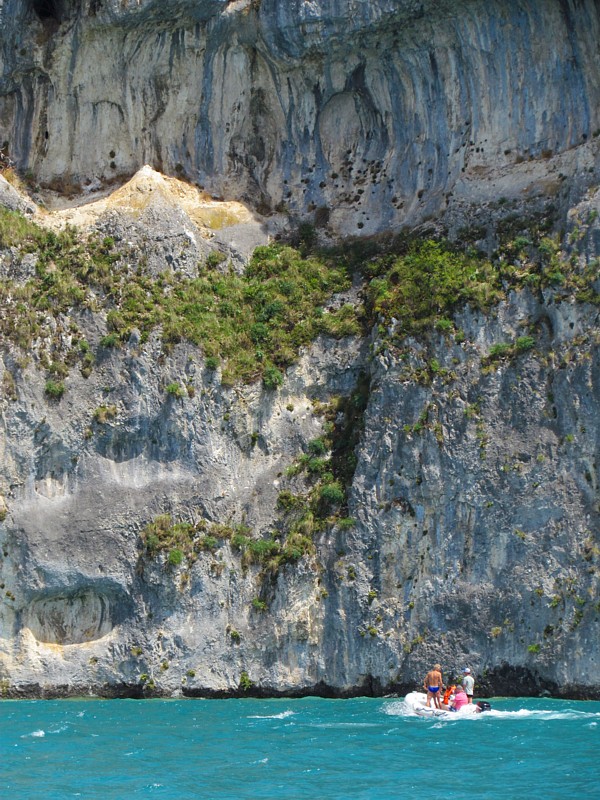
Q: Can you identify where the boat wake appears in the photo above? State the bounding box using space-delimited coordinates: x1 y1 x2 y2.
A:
384 696 600 722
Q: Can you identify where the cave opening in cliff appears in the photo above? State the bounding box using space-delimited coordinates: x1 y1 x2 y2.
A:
32 0 62 22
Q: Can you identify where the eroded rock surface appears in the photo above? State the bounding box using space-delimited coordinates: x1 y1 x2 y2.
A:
0 178 599 697
0 0 599 699
1 1 599 234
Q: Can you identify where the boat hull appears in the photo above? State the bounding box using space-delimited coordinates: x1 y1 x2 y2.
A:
404 691 482 718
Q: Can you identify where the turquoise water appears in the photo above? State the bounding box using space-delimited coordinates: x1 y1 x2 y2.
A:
2 696 598 799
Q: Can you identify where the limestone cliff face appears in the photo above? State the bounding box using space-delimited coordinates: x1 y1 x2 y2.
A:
351 294 600 698
0 0 599 699
1 0 600 234
0 174 599 698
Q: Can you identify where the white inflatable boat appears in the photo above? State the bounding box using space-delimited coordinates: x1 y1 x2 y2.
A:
404 691 491 719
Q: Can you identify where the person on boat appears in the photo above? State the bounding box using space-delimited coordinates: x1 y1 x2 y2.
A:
423 664 444 709
462 668 475 703
442 684 456 707
450 686 469 711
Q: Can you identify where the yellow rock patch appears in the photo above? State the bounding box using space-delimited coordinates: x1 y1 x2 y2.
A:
37 165 256 234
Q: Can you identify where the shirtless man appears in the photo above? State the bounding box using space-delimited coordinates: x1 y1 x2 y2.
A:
423 664 444 709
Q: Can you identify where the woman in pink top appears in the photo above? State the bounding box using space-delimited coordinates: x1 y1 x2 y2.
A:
451 688 469 711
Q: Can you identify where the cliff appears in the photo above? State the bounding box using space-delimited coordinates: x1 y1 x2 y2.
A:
0 0 598 699
1 0 599 234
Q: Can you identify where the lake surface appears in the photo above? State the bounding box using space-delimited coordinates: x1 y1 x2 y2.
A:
2 696 598 799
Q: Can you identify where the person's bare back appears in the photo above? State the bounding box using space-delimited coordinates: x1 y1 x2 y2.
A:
423 665 444 708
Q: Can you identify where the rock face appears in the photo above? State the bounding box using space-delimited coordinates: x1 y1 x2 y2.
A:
1 0 600 234
0 0 599 699
352 292 600 699
0 177 599 699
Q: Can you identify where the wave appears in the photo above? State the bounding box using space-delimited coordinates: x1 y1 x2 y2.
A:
384 699 600 722
21 729 45 738
248 709 295 720
485 709 600 721
312 722 379 729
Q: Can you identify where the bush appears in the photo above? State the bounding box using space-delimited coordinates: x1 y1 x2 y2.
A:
106 310 127 334
165 382 185 398
231 531 251 552
319 482 345 508
516 335 535 352
49 360 68 378
250 322 270 344
263 365 284 390
198 535 219 551
307 457 328 475
93 404 117 424
206 250 227 268
248 538 280 561
45 379 65 399
488 342 511 360
142 514 195 560
100 333 120 348
308 437 328 456
436 318 454 332
239 670 253 691
145 533 160 553
512 236 532 251
168 548 184 566
277 490 304 511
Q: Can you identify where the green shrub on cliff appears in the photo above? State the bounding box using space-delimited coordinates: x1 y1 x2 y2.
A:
483 335 537 367
2 205 597 392
318 481 345 508
167 548 184 567
262 365 284 390
362 232 599 337
140 512 309 575
0 210 357 387
141 514 195 558
365 240 502 334
92 404 117 423
44 379 65 399
239 670 254 691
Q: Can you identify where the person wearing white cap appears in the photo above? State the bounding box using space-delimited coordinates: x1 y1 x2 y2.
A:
462 668 475 703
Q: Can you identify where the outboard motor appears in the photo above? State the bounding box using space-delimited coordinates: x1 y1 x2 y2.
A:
476 701 492 712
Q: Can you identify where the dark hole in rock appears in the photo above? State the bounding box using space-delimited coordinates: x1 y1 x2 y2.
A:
32 0 62 22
